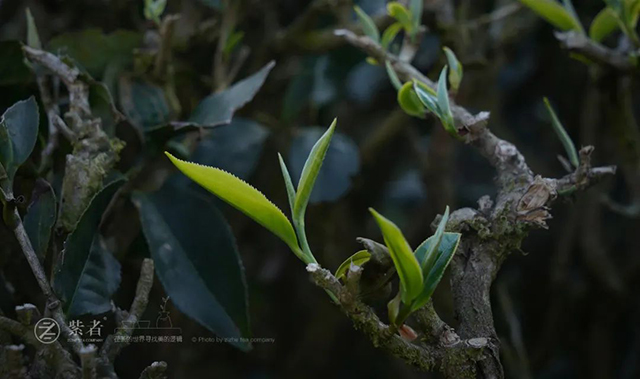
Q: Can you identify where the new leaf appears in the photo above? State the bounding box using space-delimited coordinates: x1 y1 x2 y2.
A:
369 208 423 303
165 152 306 262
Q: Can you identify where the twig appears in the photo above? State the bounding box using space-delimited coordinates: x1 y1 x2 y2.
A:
306 264 487 377
100 259 154 363
554 31 635 71
79 345 97 379
460 3 523 30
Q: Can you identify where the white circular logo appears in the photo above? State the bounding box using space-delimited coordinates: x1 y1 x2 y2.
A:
34 318 60 344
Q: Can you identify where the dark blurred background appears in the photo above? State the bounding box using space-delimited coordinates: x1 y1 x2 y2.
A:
1 0 639 378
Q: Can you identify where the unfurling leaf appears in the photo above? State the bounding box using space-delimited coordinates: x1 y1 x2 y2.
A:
442 47 463 92
387 2 414 34
292 119 337 224
387 291 402 325
416 206 450 273
543 97 579 168
589 7 621 41
436 67 457 138
398 82 426 117
369 208 423 303
519 0 583 31
335 250 372 280
354 6 380 43
411 232 461 312
165 152 306 261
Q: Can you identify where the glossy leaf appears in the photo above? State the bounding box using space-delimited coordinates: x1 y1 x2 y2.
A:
54 179 124 316
543 97 579 167
385 61 403 90
189 61 275 127
0 97 39 184
415 206 450 273
387 2 414 34
398 82 426 117
134 178 250 350
25 8 42 49
590 7 621 41
519 0 583 31
381 22 403 49
369 208 423 303
24 180 56 261
165 153 305 261
354 6 380 43
411 232 461 312
442 47 463 92
335 250 372 280
292 119 337 222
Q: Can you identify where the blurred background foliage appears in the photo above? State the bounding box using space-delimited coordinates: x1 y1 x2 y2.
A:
0 0 639 378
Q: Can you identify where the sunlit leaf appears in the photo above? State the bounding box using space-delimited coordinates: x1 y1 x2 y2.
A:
24 180 56 261
369 208 423 303
354 6 380 43
519 0 583 31
165 152 305 261
335 250 371 280
54 179 124 317
543 97 579 168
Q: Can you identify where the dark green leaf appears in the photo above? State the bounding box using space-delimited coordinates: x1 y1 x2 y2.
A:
190 118 269 180
54 178 124 316
118 78 170 133
0 97 39 183
133 178 251 350
189 61 275 127
48 29 142 78
24 179 56 261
